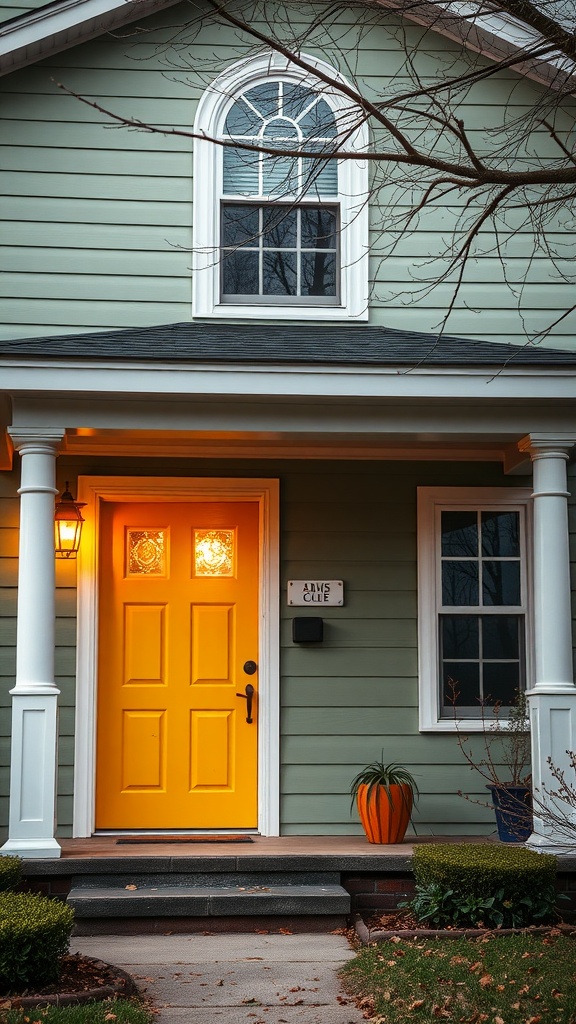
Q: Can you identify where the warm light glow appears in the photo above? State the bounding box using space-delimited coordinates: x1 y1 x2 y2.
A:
54 483 85 559
194 529 234 576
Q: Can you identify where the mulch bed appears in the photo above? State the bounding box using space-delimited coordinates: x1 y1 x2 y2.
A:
0 955 138 1010
353 910 576 943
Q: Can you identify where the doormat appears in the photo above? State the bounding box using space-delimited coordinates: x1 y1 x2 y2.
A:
116 835 254 844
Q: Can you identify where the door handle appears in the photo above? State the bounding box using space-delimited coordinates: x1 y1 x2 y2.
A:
236 683 255 724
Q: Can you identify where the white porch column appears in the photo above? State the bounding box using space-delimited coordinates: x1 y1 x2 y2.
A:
1 431 64 859
518 433 576 850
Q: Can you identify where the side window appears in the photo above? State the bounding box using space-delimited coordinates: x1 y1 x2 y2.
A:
193 54 369 320
417 488 532 731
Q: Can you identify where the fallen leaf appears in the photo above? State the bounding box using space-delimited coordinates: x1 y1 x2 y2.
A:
494 1017 505 1024
470 962 483 973
125 884 138 891
408 998 425 1010
479 974 493 988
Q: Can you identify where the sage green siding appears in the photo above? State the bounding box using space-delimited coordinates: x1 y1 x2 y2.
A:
0 458 534 839
1 2 575 344
0 0 47 25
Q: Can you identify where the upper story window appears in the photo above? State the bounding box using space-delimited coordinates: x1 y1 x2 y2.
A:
417 487 532 732
193 53 369 320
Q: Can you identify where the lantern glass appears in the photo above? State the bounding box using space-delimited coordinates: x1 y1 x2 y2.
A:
54 484 85 558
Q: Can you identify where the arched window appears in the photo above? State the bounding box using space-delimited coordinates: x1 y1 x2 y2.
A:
193 53 369 320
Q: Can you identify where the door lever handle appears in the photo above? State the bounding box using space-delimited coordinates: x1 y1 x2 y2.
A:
236 683 255 723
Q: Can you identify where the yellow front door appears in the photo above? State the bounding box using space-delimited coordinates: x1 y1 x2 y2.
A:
95 500 259 829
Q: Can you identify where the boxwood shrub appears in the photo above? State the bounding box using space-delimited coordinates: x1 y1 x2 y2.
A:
0 892 74 992
408 843 558 928
0 856 22 892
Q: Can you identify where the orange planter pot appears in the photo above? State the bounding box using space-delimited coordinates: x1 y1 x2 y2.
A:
356 783 413 844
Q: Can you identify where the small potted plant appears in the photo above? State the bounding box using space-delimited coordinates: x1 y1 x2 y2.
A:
350 759 418 844
449 683 532 842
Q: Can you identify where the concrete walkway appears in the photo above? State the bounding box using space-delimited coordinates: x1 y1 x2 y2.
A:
72 933 366 1024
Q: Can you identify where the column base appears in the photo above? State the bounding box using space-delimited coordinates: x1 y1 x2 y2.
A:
528 689 576 850
0 837 61 859
526 833 576 854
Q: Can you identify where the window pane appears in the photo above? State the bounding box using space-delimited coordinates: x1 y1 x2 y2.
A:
224 98 262 137
301 207 337 248
441 616 479 659
299 98 337 138
223 148 259 196
221 205 260 246
222 250 259 295
282 84 317 121
262 251 297 295
262 154 298 197
482 561 521 606
442 561 479 606
301 252 336 296
482 616 520 660
481 511 520 557
442 663 480 707
262 207 297 248
302 157 338 196
441 511 478 556
483 663 520 705
262 119 299 148
244 82 280 119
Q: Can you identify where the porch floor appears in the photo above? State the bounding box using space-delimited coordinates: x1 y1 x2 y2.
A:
54 833 496 862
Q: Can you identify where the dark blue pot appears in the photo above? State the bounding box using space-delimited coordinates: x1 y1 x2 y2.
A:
486 784 533 843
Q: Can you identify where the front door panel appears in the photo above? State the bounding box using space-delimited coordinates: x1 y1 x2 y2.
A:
96 500 259 829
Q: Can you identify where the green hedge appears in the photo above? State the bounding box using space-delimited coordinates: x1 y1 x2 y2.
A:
413 843 556 898
0 856 22 893
408 844 558 928
0 892 74 992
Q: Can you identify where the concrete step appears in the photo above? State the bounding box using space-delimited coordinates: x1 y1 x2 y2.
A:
68 883 350 918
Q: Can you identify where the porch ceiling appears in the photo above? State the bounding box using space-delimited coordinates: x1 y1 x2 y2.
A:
57 427 521 466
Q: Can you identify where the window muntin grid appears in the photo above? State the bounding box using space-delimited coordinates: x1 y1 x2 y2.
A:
222 81 338 199
221 203 339 301
221 81 340 304
438 508 526 717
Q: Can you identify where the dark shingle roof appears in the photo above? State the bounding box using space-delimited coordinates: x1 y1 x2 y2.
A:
1 323 575 366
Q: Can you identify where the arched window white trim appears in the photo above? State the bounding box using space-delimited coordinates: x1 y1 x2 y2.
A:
192 51 369 321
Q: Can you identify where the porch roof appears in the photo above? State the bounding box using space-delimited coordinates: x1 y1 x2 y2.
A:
2 323 576 368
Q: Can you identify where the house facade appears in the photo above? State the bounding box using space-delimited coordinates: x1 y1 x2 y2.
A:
1 0 576 857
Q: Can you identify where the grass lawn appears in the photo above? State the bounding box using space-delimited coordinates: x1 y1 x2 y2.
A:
0 999 153 1024
340 932 576 1023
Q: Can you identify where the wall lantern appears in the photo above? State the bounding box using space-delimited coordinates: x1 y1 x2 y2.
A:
54 482 86 559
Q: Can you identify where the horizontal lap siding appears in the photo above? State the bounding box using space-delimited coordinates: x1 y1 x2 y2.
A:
279 459 510 836
1 2 575 343
0 457 514 837
0 470 77 841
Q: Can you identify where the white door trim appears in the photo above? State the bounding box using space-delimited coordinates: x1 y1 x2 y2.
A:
73 476 280 838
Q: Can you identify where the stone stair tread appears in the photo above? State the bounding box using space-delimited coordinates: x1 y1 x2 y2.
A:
69 884 347 897
67 883 350 917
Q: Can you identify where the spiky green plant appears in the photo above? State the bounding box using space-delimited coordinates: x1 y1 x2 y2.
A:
350 759 419 812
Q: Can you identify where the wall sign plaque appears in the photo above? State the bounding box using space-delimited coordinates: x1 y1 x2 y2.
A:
287 580 344 606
